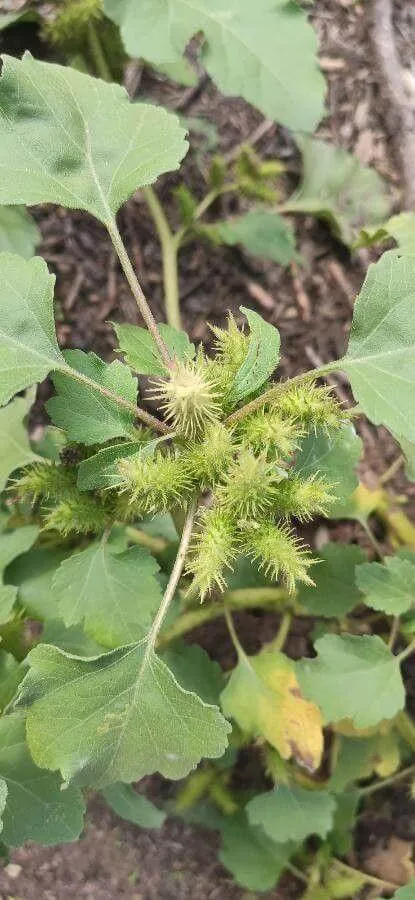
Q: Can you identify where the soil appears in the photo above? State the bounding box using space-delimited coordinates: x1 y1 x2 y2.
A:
0 0 415 897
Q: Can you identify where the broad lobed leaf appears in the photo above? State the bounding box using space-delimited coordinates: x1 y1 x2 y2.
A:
114 322 195 376
356 554 415 616
0 53 187 225
247 785 336 843
293 424 362 517
17 642 230 788
297 542 366 618
0 392 40 492
0 206 39 257
218 811 295 892
211 211 296 266
104 0 325 132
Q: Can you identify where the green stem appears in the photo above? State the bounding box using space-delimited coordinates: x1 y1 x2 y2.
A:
361 520 384 560
87 20 112 82
225 368 336 428
143 187 182 331
398 637 415 663
63 364 169 434
333 858 400 892
388 615 401 650
269 611 292 653
395 710 415 750
224 607 246 658
157 587 289 648
285 861 308 886
125 526 169 555
359 762 415 797
107 217 173 370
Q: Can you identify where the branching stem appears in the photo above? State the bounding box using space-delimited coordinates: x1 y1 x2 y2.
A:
107 217 173 369
143 187 182 331
359 762 415 797
225 368 335 427
63 365 169 434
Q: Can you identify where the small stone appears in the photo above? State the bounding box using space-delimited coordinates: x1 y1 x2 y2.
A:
4 863 22 879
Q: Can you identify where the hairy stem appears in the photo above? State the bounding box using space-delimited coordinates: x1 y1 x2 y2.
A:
63 365 170 434
158 587 289 648
107 217 173 370
87 20 112 82
147 497 198 655
143 187 182 331
225 367 335 427
359 762 415 797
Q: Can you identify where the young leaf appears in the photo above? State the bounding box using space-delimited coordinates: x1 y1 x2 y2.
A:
103 0 325 133
113 322 195 376
297 634 405 728
219 811 295 892
0 54 187 226
247 785 336 843
294 425 363 518
230 308 280 403
0 393 40 492
284 136 391 246
101 782 166 829
0 206 39 258
53 541 163 647
47 350 138 445
18 642 230 787
339 251 415 442
0 253 65 406
297 543 366 619
221 646 323 773
356 555 415 616
212 211 296 266
0 712 85 847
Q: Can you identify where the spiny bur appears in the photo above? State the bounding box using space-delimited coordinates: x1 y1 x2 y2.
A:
275 382 346 432
13 463 79 505
239 410 302 460
242 521 314 593
186 507 237 599
184 423 235 490
150 360 221 439
118 450 194 516
215 451 285 519
275 475 335 522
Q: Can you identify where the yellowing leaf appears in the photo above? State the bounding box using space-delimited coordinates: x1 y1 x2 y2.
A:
221 646 323 773
373 731 401 778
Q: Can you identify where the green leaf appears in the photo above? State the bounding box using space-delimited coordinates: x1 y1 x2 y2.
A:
163 643 223 706
53 540 163 647
360 212 415 254
42 620 104 657
104 0 325 133
0 779 6 835
47 350 138 444
294 425 363 518
0 393 40 493
0 54 187 226
0 586 17 625
151 58 198 88
340 251 415 442
393 883 415 899
329 736 378 793
297 543 366 618
0 525 39 578
284 136 391 246
0 651 24 712
329 791 360 855
7 547 67 621
247 785 336 843
297 634 405 728
17 642 230 787
356 555 415 616
0 253 65 406
213 211 296 266
0 711 85 847
0 207 39 258
77 440 152 491
101 782 166 829
230 307 280 403
219 811 294 892
113 322 195 376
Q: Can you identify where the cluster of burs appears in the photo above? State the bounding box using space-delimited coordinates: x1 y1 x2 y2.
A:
16 318 347 599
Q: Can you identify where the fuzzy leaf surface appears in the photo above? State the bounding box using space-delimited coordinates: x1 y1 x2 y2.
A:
0 253 64 405
247 785 336 843
214 211 296 266
340 251 415 441
47 350 137 444
42 620 103 657
114 322 195 376
356 555 415 615
53 541 162 647
230 307 280 403
294 425 362 517
221 646 323 773
0 206 39 257
101 782 166 829
18 642 230 788
0 54 187 225
284 136 391 245
297 634 405 728
104 0 325 132
0 393 40 492
219 812 295 892
0 712 85 847
297 543 366 618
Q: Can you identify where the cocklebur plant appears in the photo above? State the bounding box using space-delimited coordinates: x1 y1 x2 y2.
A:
0 55 414 899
